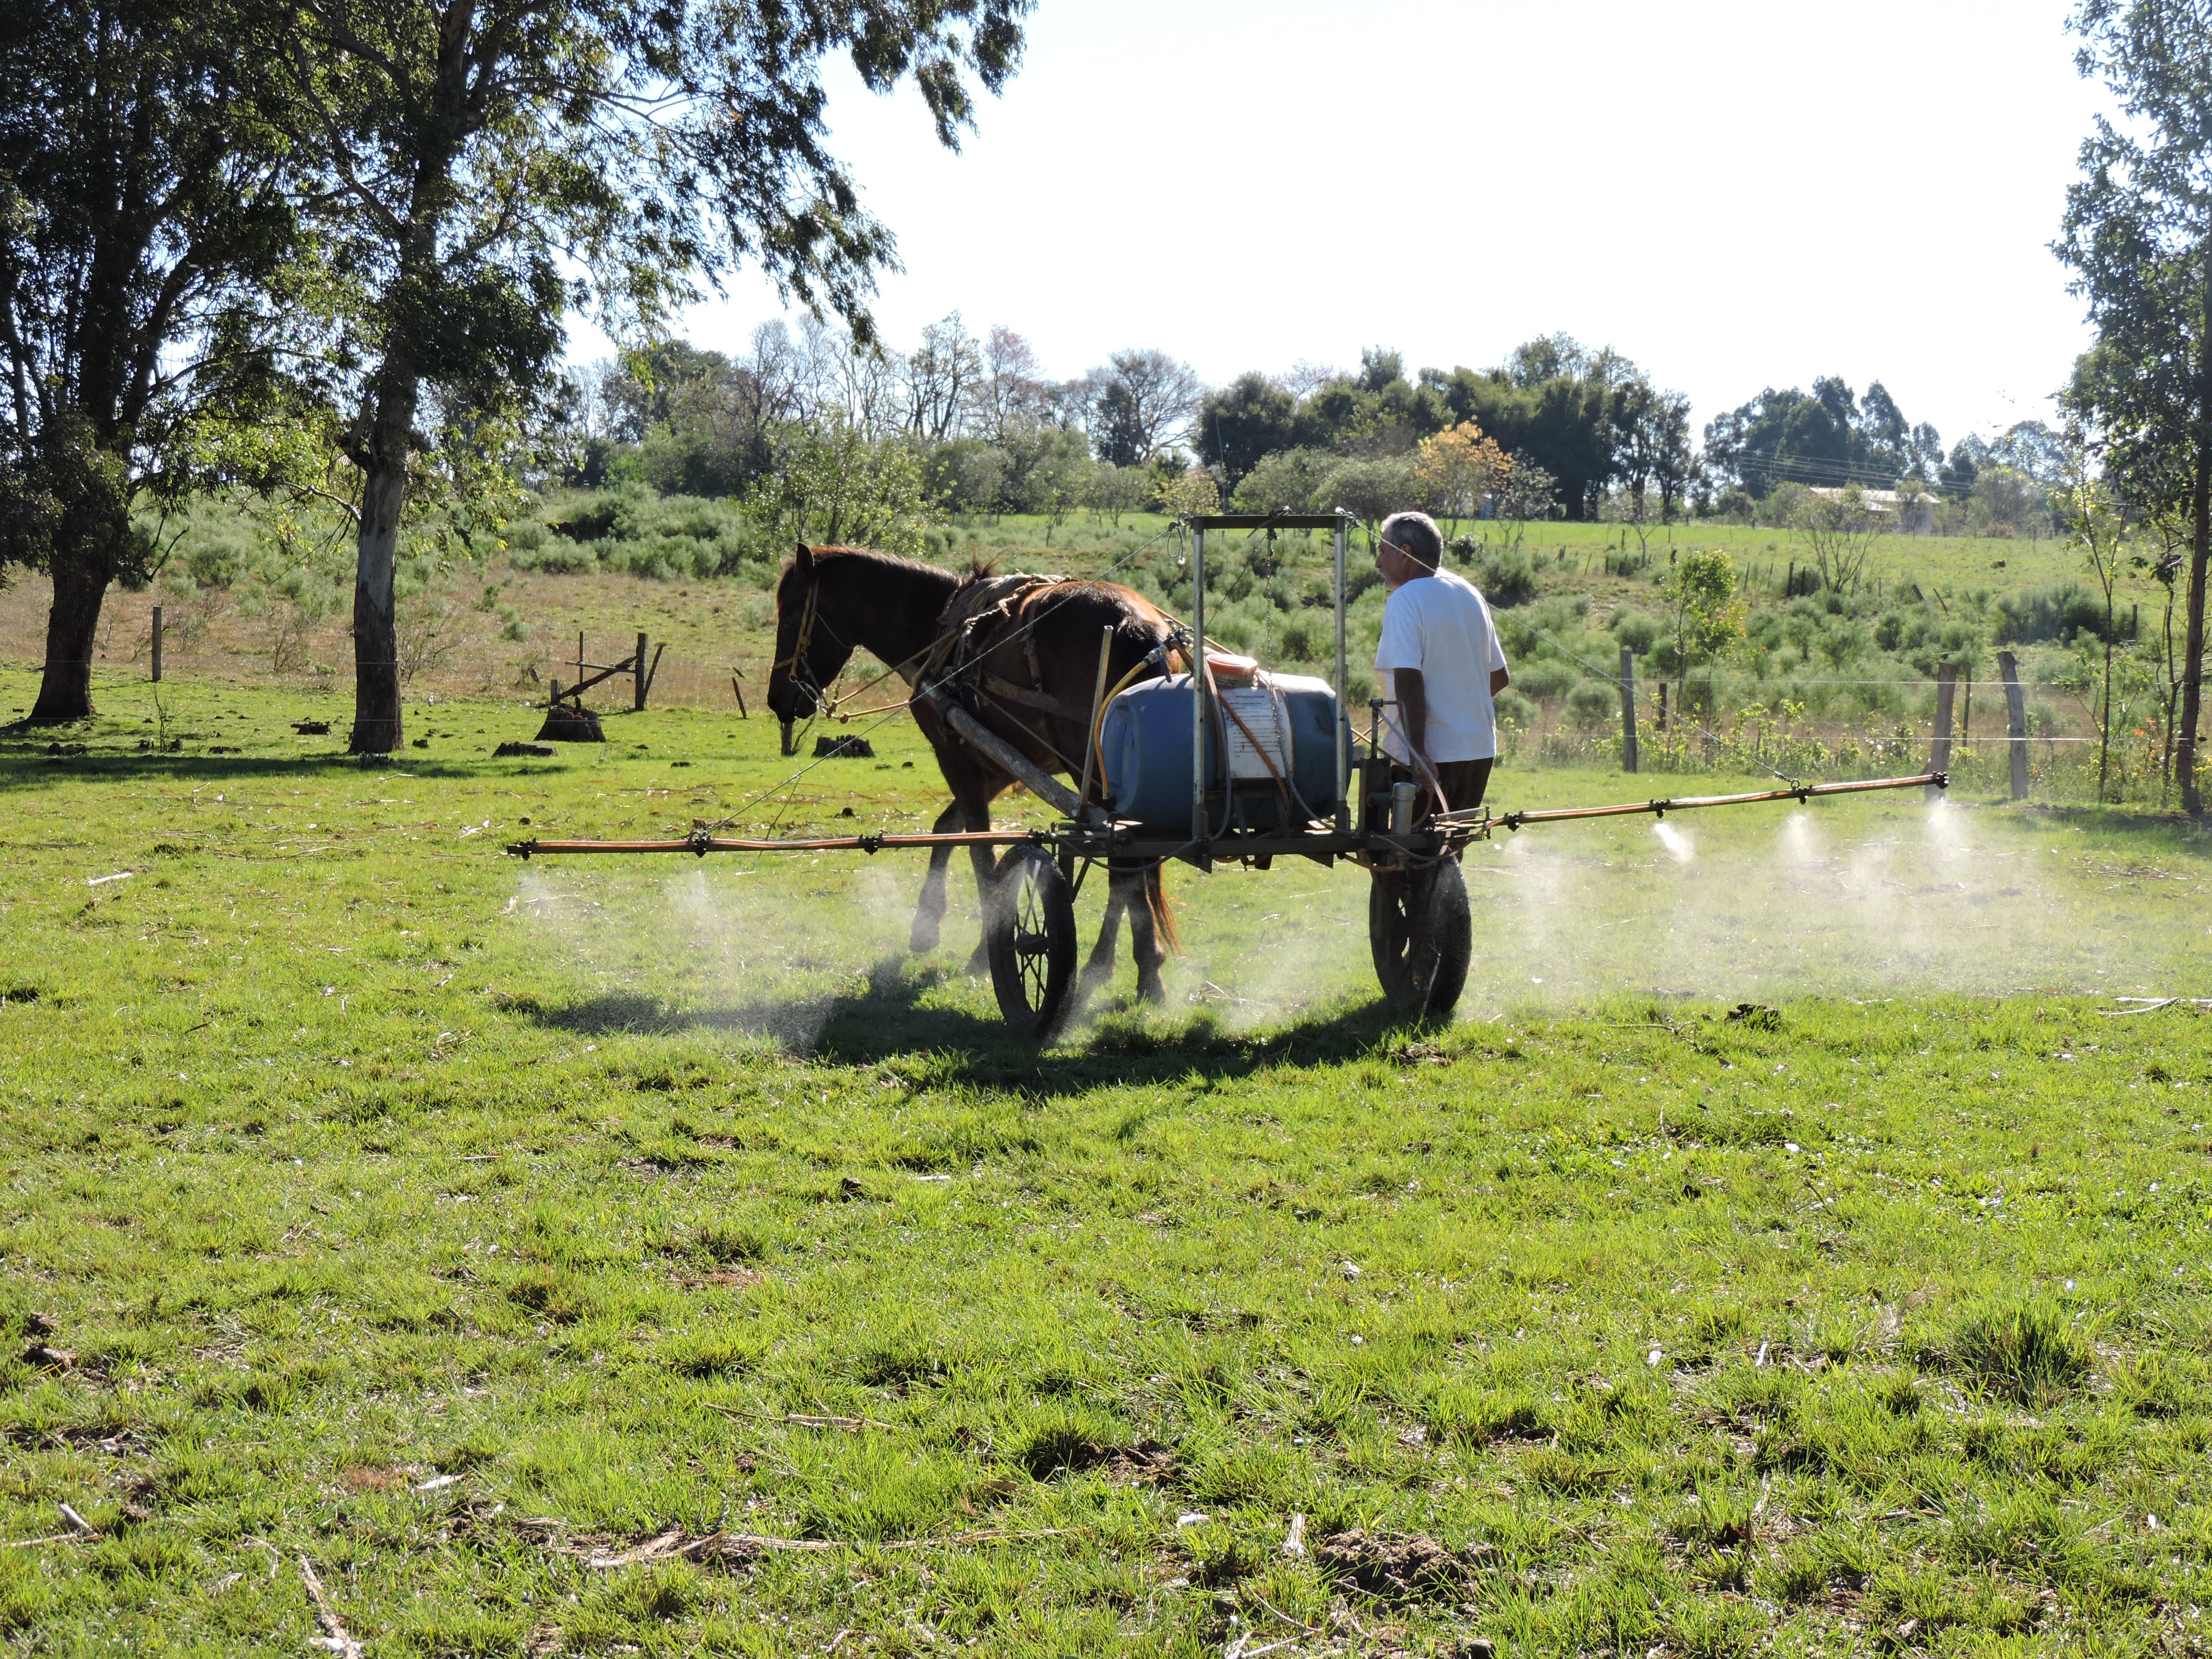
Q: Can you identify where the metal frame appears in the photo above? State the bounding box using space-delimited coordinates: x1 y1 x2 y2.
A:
511 772 1949 863
1179 512 1356 850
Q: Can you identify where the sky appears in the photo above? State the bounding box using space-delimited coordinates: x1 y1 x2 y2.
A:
572 0 2111 450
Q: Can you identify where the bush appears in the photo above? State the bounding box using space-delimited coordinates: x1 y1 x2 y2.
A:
1516 660 1577 701
1493 687 1537 731
1566 682 1617 728
1994 583 2109 646
1611 608 1659 654
1471 547 1537 608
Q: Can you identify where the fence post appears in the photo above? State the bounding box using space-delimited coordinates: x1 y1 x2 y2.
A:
1929 661 1958 800
634 631 649 711
1619 647 1639 775
150 605 162 683
1999 649 2029 800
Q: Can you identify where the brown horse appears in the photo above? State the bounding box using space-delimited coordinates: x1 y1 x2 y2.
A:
763 544 1180 1003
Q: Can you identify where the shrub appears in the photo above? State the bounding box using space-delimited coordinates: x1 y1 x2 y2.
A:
1493 688 1537 732
1566 682 1617 728
1994 583 2108 646
1611 608 1659 654
1471 547 1538 607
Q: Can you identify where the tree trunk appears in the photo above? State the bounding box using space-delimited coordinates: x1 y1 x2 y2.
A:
29 544 115 722
2183 253 2212 816
348 374 416 755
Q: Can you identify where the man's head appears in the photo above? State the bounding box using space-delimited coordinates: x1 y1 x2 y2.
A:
1375 510 1443 589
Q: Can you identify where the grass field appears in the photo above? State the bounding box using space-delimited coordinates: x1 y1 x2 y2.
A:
5 672 2212 1655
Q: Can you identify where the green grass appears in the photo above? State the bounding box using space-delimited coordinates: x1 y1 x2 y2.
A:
5 671 2212 1654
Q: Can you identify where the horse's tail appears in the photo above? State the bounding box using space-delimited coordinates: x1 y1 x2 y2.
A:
1145 863 1179 955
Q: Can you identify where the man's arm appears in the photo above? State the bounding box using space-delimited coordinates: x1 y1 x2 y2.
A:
1394 668 1434 774
1491 665 1510 696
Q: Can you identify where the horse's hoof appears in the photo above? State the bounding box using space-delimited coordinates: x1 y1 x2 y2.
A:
964 942 990 976
909 920 940 954
1137 973 1166 1006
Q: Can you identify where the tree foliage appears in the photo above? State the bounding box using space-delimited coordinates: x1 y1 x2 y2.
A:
0 0 297 718
2059 0 2212 811
249 0 1032 751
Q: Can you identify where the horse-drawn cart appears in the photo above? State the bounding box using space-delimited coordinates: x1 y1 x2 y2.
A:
509 513 1942 1036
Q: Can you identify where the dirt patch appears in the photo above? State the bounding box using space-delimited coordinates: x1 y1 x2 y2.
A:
1314 1528 1493 1599
1105 1441 1178 1484
339 1466 411 1492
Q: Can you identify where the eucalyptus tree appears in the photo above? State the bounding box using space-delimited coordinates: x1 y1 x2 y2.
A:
2058 0 2212 812
0 0 293 721
259 0 1031 753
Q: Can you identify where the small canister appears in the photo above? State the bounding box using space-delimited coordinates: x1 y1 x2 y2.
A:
1390 781 1419 832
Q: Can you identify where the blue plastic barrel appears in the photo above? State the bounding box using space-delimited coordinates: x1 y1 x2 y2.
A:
1099 673 1348 833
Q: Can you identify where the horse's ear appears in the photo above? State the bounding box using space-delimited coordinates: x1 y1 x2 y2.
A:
793 542 813 577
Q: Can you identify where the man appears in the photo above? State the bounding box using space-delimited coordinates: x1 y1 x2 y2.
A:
1372 510 1511 821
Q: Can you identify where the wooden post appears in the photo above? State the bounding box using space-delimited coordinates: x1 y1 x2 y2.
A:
634 631 649 711
731 670 747 718
1960 667 1972 746
150 605 163 683
1999 649 2029 801
1657 681 1669 732
1929 661 1958 800
1619 646 1639 775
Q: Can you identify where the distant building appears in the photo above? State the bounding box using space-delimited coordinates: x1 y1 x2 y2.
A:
1806 487 1939 536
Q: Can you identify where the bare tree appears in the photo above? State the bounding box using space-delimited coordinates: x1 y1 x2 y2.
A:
1089 348 1200 466
902 312 981 441
797 314 900 437
969 325 1050 443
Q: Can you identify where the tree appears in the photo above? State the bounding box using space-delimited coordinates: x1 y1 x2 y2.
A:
1659 548 1745 715
1614 384 1694 520
1412 420 1509 535
1085 461 1150 527
1701 377 1937 497
259 0 1031 753
1088 348 1198 467
2059 436 2133 802
969 324 1048 445
1193 371 1295 487
749 422 929 553
902 311 980 442
1494 456 1558 525
1793 484 1886 590
0 0 294 721
2058 0 2212 811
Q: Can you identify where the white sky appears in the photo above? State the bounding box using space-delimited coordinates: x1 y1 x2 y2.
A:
573 0 2109 449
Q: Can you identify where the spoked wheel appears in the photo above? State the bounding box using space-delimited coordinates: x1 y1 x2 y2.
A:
986 844 1078 1039
1369 858 1472 1020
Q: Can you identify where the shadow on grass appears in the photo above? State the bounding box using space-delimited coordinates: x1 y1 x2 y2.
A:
2008 801 2212 851
505 964 1422 1094
0 746 583 787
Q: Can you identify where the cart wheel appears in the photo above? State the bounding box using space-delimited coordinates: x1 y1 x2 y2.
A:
986 844 1078 1038
1369 859 1472 1020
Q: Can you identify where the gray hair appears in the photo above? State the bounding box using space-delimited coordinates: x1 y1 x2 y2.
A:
1377 510 1442 567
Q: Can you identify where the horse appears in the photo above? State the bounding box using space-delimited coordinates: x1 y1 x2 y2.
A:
763 543 1180 1004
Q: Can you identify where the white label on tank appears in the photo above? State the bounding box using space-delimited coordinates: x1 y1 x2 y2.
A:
1219 687 1291 781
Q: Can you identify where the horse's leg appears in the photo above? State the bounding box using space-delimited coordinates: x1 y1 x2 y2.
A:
910 799 962 954
1129 865 1168 1004
1082 869 1130 994
946 768 999 975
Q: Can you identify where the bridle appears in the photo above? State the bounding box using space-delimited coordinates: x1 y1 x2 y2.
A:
770 576 848 715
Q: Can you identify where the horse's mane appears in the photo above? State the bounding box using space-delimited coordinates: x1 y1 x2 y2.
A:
781 544 965 581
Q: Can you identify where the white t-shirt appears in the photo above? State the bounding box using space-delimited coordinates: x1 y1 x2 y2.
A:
1372 567 1510 763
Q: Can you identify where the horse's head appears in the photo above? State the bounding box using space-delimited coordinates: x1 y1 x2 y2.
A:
767 544 854 756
